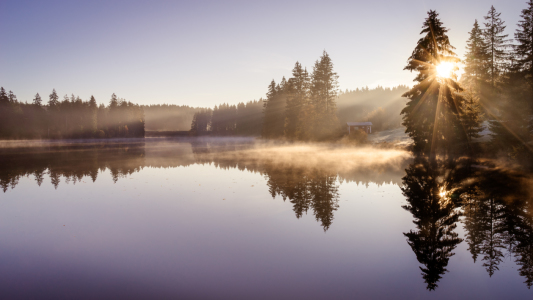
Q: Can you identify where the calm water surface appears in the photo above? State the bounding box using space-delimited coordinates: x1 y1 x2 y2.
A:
0 138 532 299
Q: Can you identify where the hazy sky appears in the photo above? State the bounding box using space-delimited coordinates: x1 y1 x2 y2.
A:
0 0 527 107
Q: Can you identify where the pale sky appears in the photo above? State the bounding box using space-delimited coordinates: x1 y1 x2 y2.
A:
0 0 526 107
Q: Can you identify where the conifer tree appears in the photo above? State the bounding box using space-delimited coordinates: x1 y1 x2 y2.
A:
401 10 464 155
463 20 490 100
33 93 42 106
483 6 510 97
48 89 59 107
0 88 9 137
310 51 339 140
262 79 286 138
285 62 310 139
460 93 485 141
515 0 533 135
0 87 8 105
8 91 17 104
89 95 98 132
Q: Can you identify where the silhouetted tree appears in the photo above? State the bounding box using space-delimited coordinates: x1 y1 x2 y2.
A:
460 92 485 142
462 20 491 112
483 6 510 103
285 62 310 139
401 10 464 156
309 51 340 140
262 79 286 138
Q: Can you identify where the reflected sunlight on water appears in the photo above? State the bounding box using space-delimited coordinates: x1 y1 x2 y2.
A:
0 138 532 299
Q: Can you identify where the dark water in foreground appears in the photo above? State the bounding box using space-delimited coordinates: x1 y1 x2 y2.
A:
0 138 532 299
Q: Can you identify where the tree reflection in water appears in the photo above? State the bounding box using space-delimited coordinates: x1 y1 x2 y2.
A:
401 157 463 290
402 155 533 290
1 140 533 288
265 165 339 231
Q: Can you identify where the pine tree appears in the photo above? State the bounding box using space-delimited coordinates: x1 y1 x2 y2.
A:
48 89 59 107
310 51 339 140
461 92 485 141
0 87 8 105
462 20 490 101
515 0 533 136
89 95 98 132
285 62 310 139
262 79 285 138
8 91 17 104
483 6 510 99
401 10 464 155
33 93 42 106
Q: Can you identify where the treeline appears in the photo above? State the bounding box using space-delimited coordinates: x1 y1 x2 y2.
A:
402 3 533 160
459 4 533 159
191 51 343 141
262 51 340 141
190 100 263 135
0 88 144 139
143 104 201 131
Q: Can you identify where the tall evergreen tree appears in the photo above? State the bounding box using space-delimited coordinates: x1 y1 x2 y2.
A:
262 79 286 138
309 51 339 140
462 20 490 103
0 87 8 106
483 6 510 100
460 93 485 142
515 0 533 136
7 90 17 104
285 62 310 139
48 89 59 107
401 10 464 155
33 93 42 106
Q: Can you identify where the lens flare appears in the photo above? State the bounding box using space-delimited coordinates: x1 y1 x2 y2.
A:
436 62 454 79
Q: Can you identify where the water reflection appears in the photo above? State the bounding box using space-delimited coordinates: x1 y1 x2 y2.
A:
265 166 339 231
2 139 533 291
1 139 408 232
402 155 533 290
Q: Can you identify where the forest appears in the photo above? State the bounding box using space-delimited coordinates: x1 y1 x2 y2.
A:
143 104 201 131
1 1 533 160
0 90 144 139
190 100 263 136
397 3 533 161
187 1 533 161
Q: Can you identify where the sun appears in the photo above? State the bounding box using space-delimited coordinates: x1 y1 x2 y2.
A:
436 62 454 79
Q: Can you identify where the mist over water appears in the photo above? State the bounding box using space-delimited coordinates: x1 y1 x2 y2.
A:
1 138 532 299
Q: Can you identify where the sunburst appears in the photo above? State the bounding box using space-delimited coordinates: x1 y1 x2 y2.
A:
436 62 455 79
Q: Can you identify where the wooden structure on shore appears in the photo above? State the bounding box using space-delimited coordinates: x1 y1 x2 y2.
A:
347 122 372 134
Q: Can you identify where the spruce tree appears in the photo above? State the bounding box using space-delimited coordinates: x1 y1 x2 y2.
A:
8 91 17 104
0 88 9 137
285 62 310 139
310 51 339 140
48 89 59 107
89 95 98 132
401 10 464 155
262 79 285 138
463 20 490 101
0 87 8 105
515 0 533 136
33 93 42 106
483 6 510 99
460 93 485 141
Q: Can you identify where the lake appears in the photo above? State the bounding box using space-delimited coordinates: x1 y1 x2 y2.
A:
0 138 532 299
